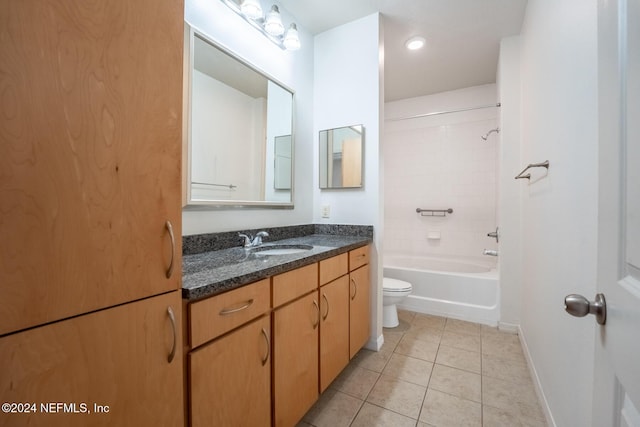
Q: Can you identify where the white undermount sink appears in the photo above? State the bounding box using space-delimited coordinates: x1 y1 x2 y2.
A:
250 244 313 256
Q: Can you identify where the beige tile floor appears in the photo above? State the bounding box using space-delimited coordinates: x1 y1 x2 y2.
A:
298 310 548 427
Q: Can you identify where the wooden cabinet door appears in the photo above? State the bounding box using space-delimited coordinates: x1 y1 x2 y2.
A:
189 315 271 427
0 291 183 427
319 276 350 392
0 0 184 335
349 264 371 359
273 292 319 427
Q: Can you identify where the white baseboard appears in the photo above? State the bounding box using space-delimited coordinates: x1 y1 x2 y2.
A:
518 325 557 427
365 333 384 351
498 321 519 333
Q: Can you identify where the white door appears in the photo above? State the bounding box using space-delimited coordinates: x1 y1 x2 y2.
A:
589 0 640 425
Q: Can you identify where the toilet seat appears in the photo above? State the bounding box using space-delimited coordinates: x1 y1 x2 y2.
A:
383 278 412 292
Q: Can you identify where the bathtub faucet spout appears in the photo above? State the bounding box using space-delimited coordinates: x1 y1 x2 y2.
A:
483 249 499 257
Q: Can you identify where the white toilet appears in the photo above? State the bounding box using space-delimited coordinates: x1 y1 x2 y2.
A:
382 277 413 328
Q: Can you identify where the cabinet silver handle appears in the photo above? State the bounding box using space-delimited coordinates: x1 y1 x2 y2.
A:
167 306 177 363
260 328 270 366
350 278 357 300
165 220 175 279
312 299 320 329
219 299 254 316
322 293 329 320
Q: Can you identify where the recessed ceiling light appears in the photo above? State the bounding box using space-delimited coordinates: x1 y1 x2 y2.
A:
405 36 426 51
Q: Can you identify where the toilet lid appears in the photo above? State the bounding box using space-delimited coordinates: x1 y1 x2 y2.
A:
383 277 412 292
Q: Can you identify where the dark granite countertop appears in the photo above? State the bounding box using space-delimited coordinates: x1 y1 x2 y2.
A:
182 234 372 300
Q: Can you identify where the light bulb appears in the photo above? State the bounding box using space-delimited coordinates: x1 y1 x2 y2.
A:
264 5 284 36
240 0 262 20
283 23 300 50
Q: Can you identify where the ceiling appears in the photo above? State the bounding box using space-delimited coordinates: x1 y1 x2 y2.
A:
277 0 528 102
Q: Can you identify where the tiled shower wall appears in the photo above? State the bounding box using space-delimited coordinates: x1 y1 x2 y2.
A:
384 85 499 260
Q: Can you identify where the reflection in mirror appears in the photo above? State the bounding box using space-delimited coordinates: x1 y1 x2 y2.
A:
319 125 364 189
186 26 294 207
274 135 292 190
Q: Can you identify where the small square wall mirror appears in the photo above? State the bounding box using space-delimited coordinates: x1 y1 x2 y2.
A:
319 125 364 189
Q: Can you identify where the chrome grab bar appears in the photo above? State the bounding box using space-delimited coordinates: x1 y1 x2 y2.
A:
416 208 453 217
515 160 549 180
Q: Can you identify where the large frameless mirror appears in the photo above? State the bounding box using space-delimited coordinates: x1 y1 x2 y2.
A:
184 24 294 208
319 125 364 189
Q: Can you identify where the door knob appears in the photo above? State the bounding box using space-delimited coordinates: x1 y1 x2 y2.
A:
564 293 606 325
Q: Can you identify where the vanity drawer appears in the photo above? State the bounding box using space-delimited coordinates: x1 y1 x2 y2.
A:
349 246 369 271
319 253 348 285
189 278 270 348
272 263 318 308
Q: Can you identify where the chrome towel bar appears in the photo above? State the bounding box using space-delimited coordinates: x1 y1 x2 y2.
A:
515 160 549 180
416 208 453 217
192 181 237 189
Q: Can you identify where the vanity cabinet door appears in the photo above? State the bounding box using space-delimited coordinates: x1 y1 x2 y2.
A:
0 291 183 427
189 315 271 427
319 275 350 392
349 263 371 358
0 0 184 335
273 292 319 427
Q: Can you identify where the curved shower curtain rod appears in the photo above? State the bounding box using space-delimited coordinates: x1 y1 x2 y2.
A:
387 103 501 122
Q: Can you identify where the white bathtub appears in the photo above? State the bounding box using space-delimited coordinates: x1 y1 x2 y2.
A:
383 254 499 326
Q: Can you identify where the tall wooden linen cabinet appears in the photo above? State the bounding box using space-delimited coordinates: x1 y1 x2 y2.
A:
0 1 185 426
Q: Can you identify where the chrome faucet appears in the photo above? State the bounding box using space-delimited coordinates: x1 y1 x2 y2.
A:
483 249 499 257
239 231 269 248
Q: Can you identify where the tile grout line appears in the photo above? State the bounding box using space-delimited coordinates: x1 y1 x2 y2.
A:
415 319 439 426
334 312 514 427
347 334 397 427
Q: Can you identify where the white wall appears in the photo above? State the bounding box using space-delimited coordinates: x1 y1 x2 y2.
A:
384 85 499 263
183 0 314 234
497 37 522 330
313 13 384 348
191 70 264 201
514 1 599 425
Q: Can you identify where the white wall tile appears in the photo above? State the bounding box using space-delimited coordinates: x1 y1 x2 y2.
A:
384 85 498 259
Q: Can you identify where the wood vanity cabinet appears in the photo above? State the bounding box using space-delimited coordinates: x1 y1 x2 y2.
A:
0 0 185 425
272 264 319 427
318 255 350 392
349 246 371 358
0 0 184 336
187 279 271 427
0 291 183 427
183 246 370 427
189 315 271 427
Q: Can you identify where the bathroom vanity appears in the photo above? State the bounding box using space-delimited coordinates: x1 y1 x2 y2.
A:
181 226 372 427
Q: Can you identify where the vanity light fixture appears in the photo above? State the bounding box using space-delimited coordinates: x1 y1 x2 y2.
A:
405 36 426 50
221 0 301 51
